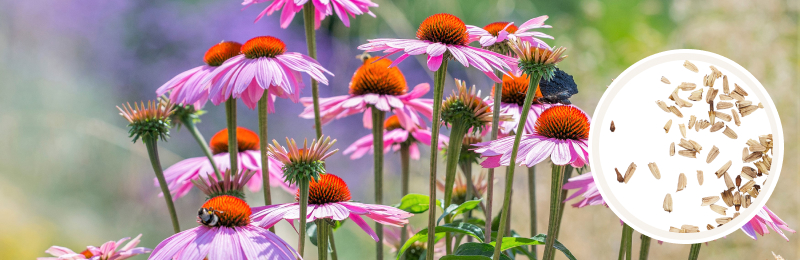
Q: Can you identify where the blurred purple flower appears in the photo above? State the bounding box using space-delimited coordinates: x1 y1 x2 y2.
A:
244 0 378 29
38 234 150 260
741 206 795 241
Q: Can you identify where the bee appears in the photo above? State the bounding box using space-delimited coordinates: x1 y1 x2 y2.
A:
198 207 222 227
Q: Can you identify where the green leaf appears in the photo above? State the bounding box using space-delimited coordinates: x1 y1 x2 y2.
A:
395 223 486 260
394 194 443 214
440 256 491 260
451 242 512 260
437 199 482 224
490 234 577 260
306 222 318 247
396 230 445 260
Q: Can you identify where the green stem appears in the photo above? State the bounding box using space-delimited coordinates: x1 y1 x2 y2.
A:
329 228 338 260
425 59 449 260
181 117 221 180
443 124 469 254
302 2 322 138
459 159 474 238
527 166 538 259
143 137 180 233
687 244 701 260
493 73 543 260
541 164 566 260
258 95 276 233
400 142 411 248
371 108 386 260
553 166 574 240
316 220 329 260
617 224 627 260
298 180 310 258
639 235 651 260
625 224 633 260
225 99 238 175
484 69 503 243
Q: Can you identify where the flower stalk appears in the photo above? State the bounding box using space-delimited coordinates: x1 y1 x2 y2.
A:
553 166 574 240
617 224 627 260
225 99 238 175
426 59 449 260
541 164 566 260
316 220 329 260
617 223 633 260
527 166 538 258
492 72 544 260
298 180 310 257
258 94 273 206
639 235 651 260
371 107 386 259
400 142 411 246
688 243 701 260
144 136 181 234
485 69 504 243
303 2 323 138
172 104 222 180
329 230 339 260
442 122 468 254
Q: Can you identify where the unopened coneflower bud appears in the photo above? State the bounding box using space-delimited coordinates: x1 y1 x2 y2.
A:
192 169 257 200
117 100 175 143
267 136 339 185
508 38 567 80
442 79 507 133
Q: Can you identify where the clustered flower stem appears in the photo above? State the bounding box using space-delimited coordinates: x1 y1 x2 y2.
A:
181 116 222 180
617 224 627 260
371 108 386 259
143 135 181 234
527 166 538 258
442 122 469 254
258 94 274 219
303 2 323 139
484 69 504 244
617 223 633 260
688 243 701 260
328 230 339 260
458 160 473 225
298 180 310 258
225 99 238 175
639 235 651 260
426 58 449 260
316 220 329 260
541 164 566 260
399 142 411 247
493 73 544 260
553 166 574 240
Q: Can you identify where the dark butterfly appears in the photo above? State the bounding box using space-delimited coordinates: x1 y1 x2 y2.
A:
538 68 578 104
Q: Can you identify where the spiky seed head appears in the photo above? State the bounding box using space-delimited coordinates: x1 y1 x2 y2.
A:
191 169 256 200
508 38 567 80
159 97 205 131
267 136 339 185
117 100 175 143
441 79 510 134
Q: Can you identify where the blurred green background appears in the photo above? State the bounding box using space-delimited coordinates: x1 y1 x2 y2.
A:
0 0 797 259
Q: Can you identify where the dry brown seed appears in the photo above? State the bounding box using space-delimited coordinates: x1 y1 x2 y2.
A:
748 187 760 198
661 76 671 84
664 119 673 133
747 139 766 152
656 100 670 112
679 124 687 138
723 75 730 94
733 83 748 96
683 60 699 72
668 87 679 101
741 166 757 180
670 142 675 156
733 192 742 211
677 173 687 192
741 180 756 193
615 168 624 183
678 150 697 158
664 193 673 213
743 195 751 208
706 88 719 103
719 94 733 100
678 139 694 151
708 111 716 125
716 217 732 224
723 172 735 190
707 224 715 230
737 100 753 107
744 152 762 163
697 171 704 185
669 106 683 118
732 108 741 126
610 121 616 132
703 74 714 87
710 204 728 215
688 89 703 101
716 102 734 109
710 66 723 78
721 189 734 206
710 121 725 132
706 146 720 164
730 91 745 102
647 162 661 179
723 126 738 139
735 175 742 188
715 111 732 122
688 115 697 129
672 92 693 108
678 82 696 91
623 162 636 183
740 105 757 117
695 120 710 131
669 226 681 233
701 196 720 206
716 160 732 178
742 148 749 161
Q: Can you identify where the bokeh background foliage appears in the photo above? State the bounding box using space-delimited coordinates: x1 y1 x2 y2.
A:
0 0 797 259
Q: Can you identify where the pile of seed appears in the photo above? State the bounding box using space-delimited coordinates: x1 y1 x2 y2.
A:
614 60 772 234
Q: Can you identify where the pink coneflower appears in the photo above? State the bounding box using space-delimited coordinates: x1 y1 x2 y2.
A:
562 172 606 208
38 234 151 260
161 127 293 200
251 174 413 241
149 195 299 260
206 36 332 110
344 115 448 160
384 225 444 259
475 105 590 168
244 0 378 29
300 56 433 127
358 13 516 82
467 16 553 54
741 206 795 241
156 41 243 108
486 72 552 135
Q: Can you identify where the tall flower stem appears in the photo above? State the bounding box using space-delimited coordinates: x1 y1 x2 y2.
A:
400 142 411 246
541 164 567 260
225 99 238 175
493 73 543 260
618 223 633 260
443 123 469 254
143 136 180 233
302 2 323 138
180 117 222 180
458 160 474 224
258 95 273 206
316 220 329 260
371 108 386 259
329 230 339 260
639 235 651 260
527 166 537 259
617 224 627 260
425 59 449 260
553 166 574 240
298 180 310 258
484 70 503 243
687 244 701 260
